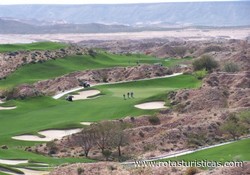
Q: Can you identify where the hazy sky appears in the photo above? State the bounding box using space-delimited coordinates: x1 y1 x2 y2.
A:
0 0 242 5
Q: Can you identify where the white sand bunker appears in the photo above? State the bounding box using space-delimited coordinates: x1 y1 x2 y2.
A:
72 90 100 100
0 106 16 110
80 122 93 125
134 101 166 110
12 129 81 142
0 159 28 165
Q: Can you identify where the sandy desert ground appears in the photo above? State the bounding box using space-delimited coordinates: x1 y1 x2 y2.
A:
0 28 250 44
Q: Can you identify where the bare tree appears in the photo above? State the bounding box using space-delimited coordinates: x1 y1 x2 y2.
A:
75 127 96 157
92 121 114 152
76 121 130 160
111 122 129 158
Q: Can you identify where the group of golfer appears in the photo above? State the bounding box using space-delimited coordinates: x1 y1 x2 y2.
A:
123 92 134 100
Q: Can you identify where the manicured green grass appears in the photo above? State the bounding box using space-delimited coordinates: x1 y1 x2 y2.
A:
0 42 67 53
0 75 200 147
0 171 10 175
163 57 192 67
0 149 93 166
0 164 24 174
161 138 250 162
0 149 93 174
0 52 192 89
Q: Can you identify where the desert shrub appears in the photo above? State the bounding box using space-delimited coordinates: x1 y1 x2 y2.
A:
173 46 187 58
139 131 145 138
102 149 112 160
187 132 206 147
171 167 178 172
203 45 222 53
148 116 161 125
46 141 58 155
22 57 28 63
88 49 97 57
143 144 156 151
37 60 45 63
2 88 18 100
185 167 199 175
192 55 218 71
240 110 250 126
166 69 174 75
193 69 208 80
48 150 56 155
174 103 186 113
77 167 84 175
130 116 135 122
220 113 248 140
223 62 240 72
101 72 109 82
108 165 117 171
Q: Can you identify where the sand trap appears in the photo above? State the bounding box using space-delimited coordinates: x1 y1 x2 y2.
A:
72 90 100 100
12 129 81 142
80 122 93 125
17 168 49 175
0 106 16 110
134 101 166 110
0 159 28 165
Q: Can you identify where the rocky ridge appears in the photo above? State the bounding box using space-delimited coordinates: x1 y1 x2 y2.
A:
0 45 87 79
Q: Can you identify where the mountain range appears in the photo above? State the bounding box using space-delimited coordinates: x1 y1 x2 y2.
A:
0 1 249 34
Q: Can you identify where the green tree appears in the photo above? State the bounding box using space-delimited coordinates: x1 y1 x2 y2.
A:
173 46 187 58
220 114 247 140
102 149 112 161
223 62 240 73
192 55 218 71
